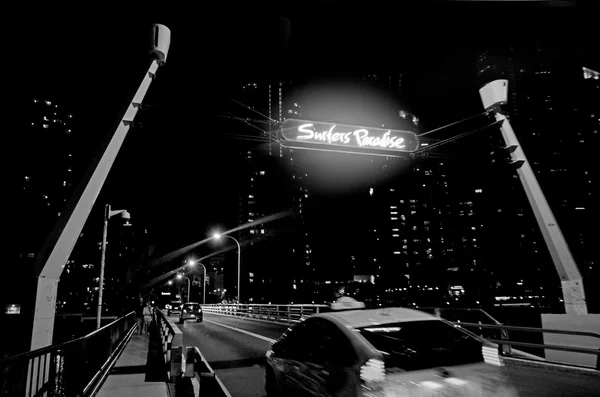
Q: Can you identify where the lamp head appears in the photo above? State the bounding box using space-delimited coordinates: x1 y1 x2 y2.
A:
213 232 222 239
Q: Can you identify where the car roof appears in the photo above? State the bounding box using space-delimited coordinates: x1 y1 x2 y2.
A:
315 307 438 329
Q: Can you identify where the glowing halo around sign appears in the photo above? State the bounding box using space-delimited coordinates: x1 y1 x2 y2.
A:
280 119 419 156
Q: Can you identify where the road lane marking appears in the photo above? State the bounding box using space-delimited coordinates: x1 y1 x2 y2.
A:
205 319 277 344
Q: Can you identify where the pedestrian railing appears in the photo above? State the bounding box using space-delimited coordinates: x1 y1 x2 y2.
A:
201 303 328 324
0 311 136 397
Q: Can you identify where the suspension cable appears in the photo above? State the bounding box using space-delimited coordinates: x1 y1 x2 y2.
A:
418 110 492 137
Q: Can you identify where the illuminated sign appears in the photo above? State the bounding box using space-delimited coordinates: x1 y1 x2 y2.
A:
281 119 419 156
161 292 171 295
5 304 21 315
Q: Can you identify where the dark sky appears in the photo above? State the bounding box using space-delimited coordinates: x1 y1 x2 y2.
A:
15 2 598 257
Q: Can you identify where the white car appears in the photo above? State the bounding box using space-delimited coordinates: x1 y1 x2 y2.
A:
265 304 518 397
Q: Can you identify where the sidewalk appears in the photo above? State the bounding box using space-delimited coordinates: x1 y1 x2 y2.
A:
97 330 167 397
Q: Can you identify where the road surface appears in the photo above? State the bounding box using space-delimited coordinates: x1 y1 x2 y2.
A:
171 313 600 397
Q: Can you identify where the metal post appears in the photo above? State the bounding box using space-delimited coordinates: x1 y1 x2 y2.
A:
97 204 110 329
187 277 191 304
480 80 587 315
200 264 206 305
236 240 241 303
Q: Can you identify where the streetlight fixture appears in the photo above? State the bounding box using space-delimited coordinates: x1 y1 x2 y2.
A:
187 259 207 304
97 204 130 329
177 273 192 303
212 232 241 303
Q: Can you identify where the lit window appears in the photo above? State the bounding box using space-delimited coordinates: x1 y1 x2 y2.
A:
390 206 397 209
25 176 30 181
261 229 265 234
583 66 600 80
390 211 398 215
260 171 265 175
393 251 401 255
248 194 254 199
45 100 51 106
391 217 398 220
392 228 399 231
43 124 49 129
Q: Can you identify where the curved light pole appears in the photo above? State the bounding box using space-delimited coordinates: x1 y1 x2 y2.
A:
177 274 191 303
187 260 207 304
97 204 130 329
213 233 241 303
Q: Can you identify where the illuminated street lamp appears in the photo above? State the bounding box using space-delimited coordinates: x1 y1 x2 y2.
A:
177 273 191 303
187 259 207 304
97 204 130 329
212 232 241 303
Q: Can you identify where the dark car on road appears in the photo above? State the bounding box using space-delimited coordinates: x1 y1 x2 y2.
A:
167 300 182 316
179 302 203 324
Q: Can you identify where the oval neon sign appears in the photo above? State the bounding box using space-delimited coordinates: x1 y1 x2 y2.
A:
281 119 419 154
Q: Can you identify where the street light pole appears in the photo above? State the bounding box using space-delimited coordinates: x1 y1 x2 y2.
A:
97 204 130 329
186 259 207 305
213 234 241 303
177 274 191 303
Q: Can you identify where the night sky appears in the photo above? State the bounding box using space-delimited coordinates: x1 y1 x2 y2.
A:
15 2 598 258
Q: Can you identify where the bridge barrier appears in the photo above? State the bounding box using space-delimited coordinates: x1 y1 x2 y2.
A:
155 309 183 381
201 303 328 324
450 321 600 370
177 346 231 397
0 311 136 397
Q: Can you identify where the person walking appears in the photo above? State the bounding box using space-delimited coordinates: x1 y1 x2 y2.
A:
143 301 153 335
135 297 145 335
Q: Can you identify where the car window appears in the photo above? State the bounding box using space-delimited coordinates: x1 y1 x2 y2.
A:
309 319 356 365
279 319 355 364
357 320 484 371
279 321 315 356
184 304 198 310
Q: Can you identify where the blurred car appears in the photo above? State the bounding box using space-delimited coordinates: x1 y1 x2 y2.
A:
178 302 203 324
167 300 182 316
265 301 518 397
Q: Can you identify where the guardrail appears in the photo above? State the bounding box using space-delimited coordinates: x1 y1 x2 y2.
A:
155 309 183 381
201 303 328 324
178 346 232 397
451 321 600 370
0 311 136 397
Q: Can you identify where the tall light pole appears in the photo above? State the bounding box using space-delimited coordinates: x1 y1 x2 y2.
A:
480 80 587 314
213 233 241 303
187 260 207 304
177 274 191 303
97 204 130 329
29 24 170 350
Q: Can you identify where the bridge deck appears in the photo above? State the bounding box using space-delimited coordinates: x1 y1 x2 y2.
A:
97 333 167 397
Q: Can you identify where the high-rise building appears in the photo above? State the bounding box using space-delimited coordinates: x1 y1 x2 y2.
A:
4 98 81 356
476 44 599 309
230 79 313 303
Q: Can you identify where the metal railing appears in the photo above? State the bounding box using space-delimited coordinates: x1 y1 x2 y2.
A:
155 309 183 381
450 321 600 370
201 303 328 324
0 311 136 397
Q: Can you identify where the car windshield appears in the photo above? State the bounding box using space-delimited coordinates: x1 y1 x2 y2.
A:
357 320 484 372
184 304 198 310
